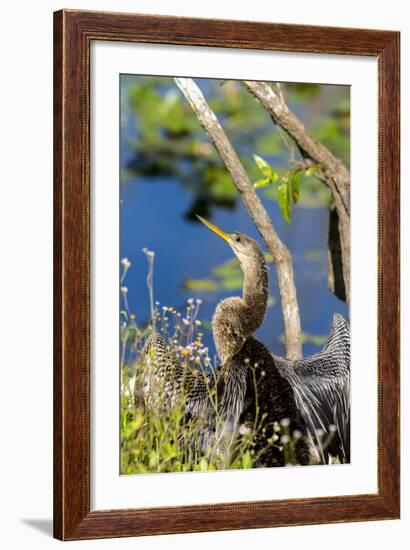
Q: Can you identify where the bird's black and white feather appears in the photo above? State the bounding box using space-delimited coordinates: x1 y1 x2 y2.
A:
141 315 350 465
141 332 210 418
141 333 244 463
273 313 350 463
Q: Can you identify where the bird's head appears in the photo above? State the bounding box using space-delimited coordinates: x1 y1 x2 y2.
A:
196 215 263 266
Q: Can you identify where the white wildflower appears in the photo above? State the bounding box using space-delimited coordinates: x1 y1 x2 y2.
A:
239 424 251 435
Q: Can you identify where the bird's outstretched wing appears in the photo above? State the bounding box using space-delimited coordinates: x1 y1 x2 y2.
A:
140 333 247 464
141 332 210 416
273 314 350 463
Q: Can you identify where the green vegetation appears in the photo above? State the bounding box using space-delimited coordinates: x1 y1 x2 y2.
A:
121 77 348 218
120 254 334 474
252 154 323 222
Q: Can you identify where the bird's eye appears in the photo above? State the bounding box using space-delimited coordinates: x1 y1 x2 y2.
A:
234 234 241 243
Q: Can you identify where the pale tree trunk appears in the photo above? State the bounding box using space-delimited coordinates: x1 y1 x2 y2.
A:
175 77 302 360
244 81 350 305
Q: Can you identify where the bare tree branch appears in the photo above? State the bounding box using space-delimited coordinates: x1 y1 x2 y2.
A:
175 77 302 360
244 81 350 304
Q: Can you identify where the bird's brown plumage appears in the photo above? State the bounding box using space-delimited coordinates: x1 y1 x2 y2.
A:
141 217 349 467
193 220 311 465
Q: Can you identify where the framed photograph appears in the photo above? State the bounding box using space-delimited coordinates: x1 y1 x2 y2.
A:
54 9 400 540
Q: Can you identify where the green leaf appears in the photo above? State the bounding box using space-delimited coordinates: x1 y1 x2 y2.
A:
305 165 318 177
148 450 158 469
253 154 272 178
242 451 252 469
199 458 208 472
277 182 291 223
253 178 270 189
290 172 301 203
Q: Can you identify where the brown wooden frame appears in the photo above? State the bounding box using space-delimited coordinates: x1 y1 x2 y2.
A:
54 9 400 541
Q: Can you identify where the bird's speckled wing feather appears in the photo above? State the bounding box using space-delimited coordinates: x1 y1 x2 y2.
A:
273 314 350 463
141 333 248 463
141 333 210 416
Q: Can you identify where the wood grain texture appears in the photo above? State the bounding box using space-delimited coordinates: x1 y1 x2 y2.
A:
53 9 400 541
53 11 63 540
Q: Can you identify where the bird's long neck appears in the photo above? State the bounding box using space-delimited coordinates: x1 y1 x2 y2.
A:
212 247 269 364
241 250 269 331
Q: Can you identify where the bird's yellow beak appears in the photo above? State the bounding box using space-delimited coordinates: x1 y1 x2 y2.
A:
196 215 231 243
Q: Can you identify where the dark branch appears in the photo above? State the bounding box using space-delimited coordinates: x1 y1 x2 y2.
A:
244 81 350 304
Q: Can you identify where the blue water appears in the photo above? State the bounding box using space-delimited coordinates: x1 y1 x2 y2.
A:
120 177 347 358
120 79 348 359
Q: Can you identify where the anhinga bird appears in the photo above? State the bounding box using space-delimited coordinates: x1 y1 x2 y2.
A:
142 216 350 466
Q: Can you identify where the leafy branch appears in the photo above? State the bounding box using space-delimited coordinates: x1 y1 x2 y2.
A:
253 154 318 223
244 81 350 303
